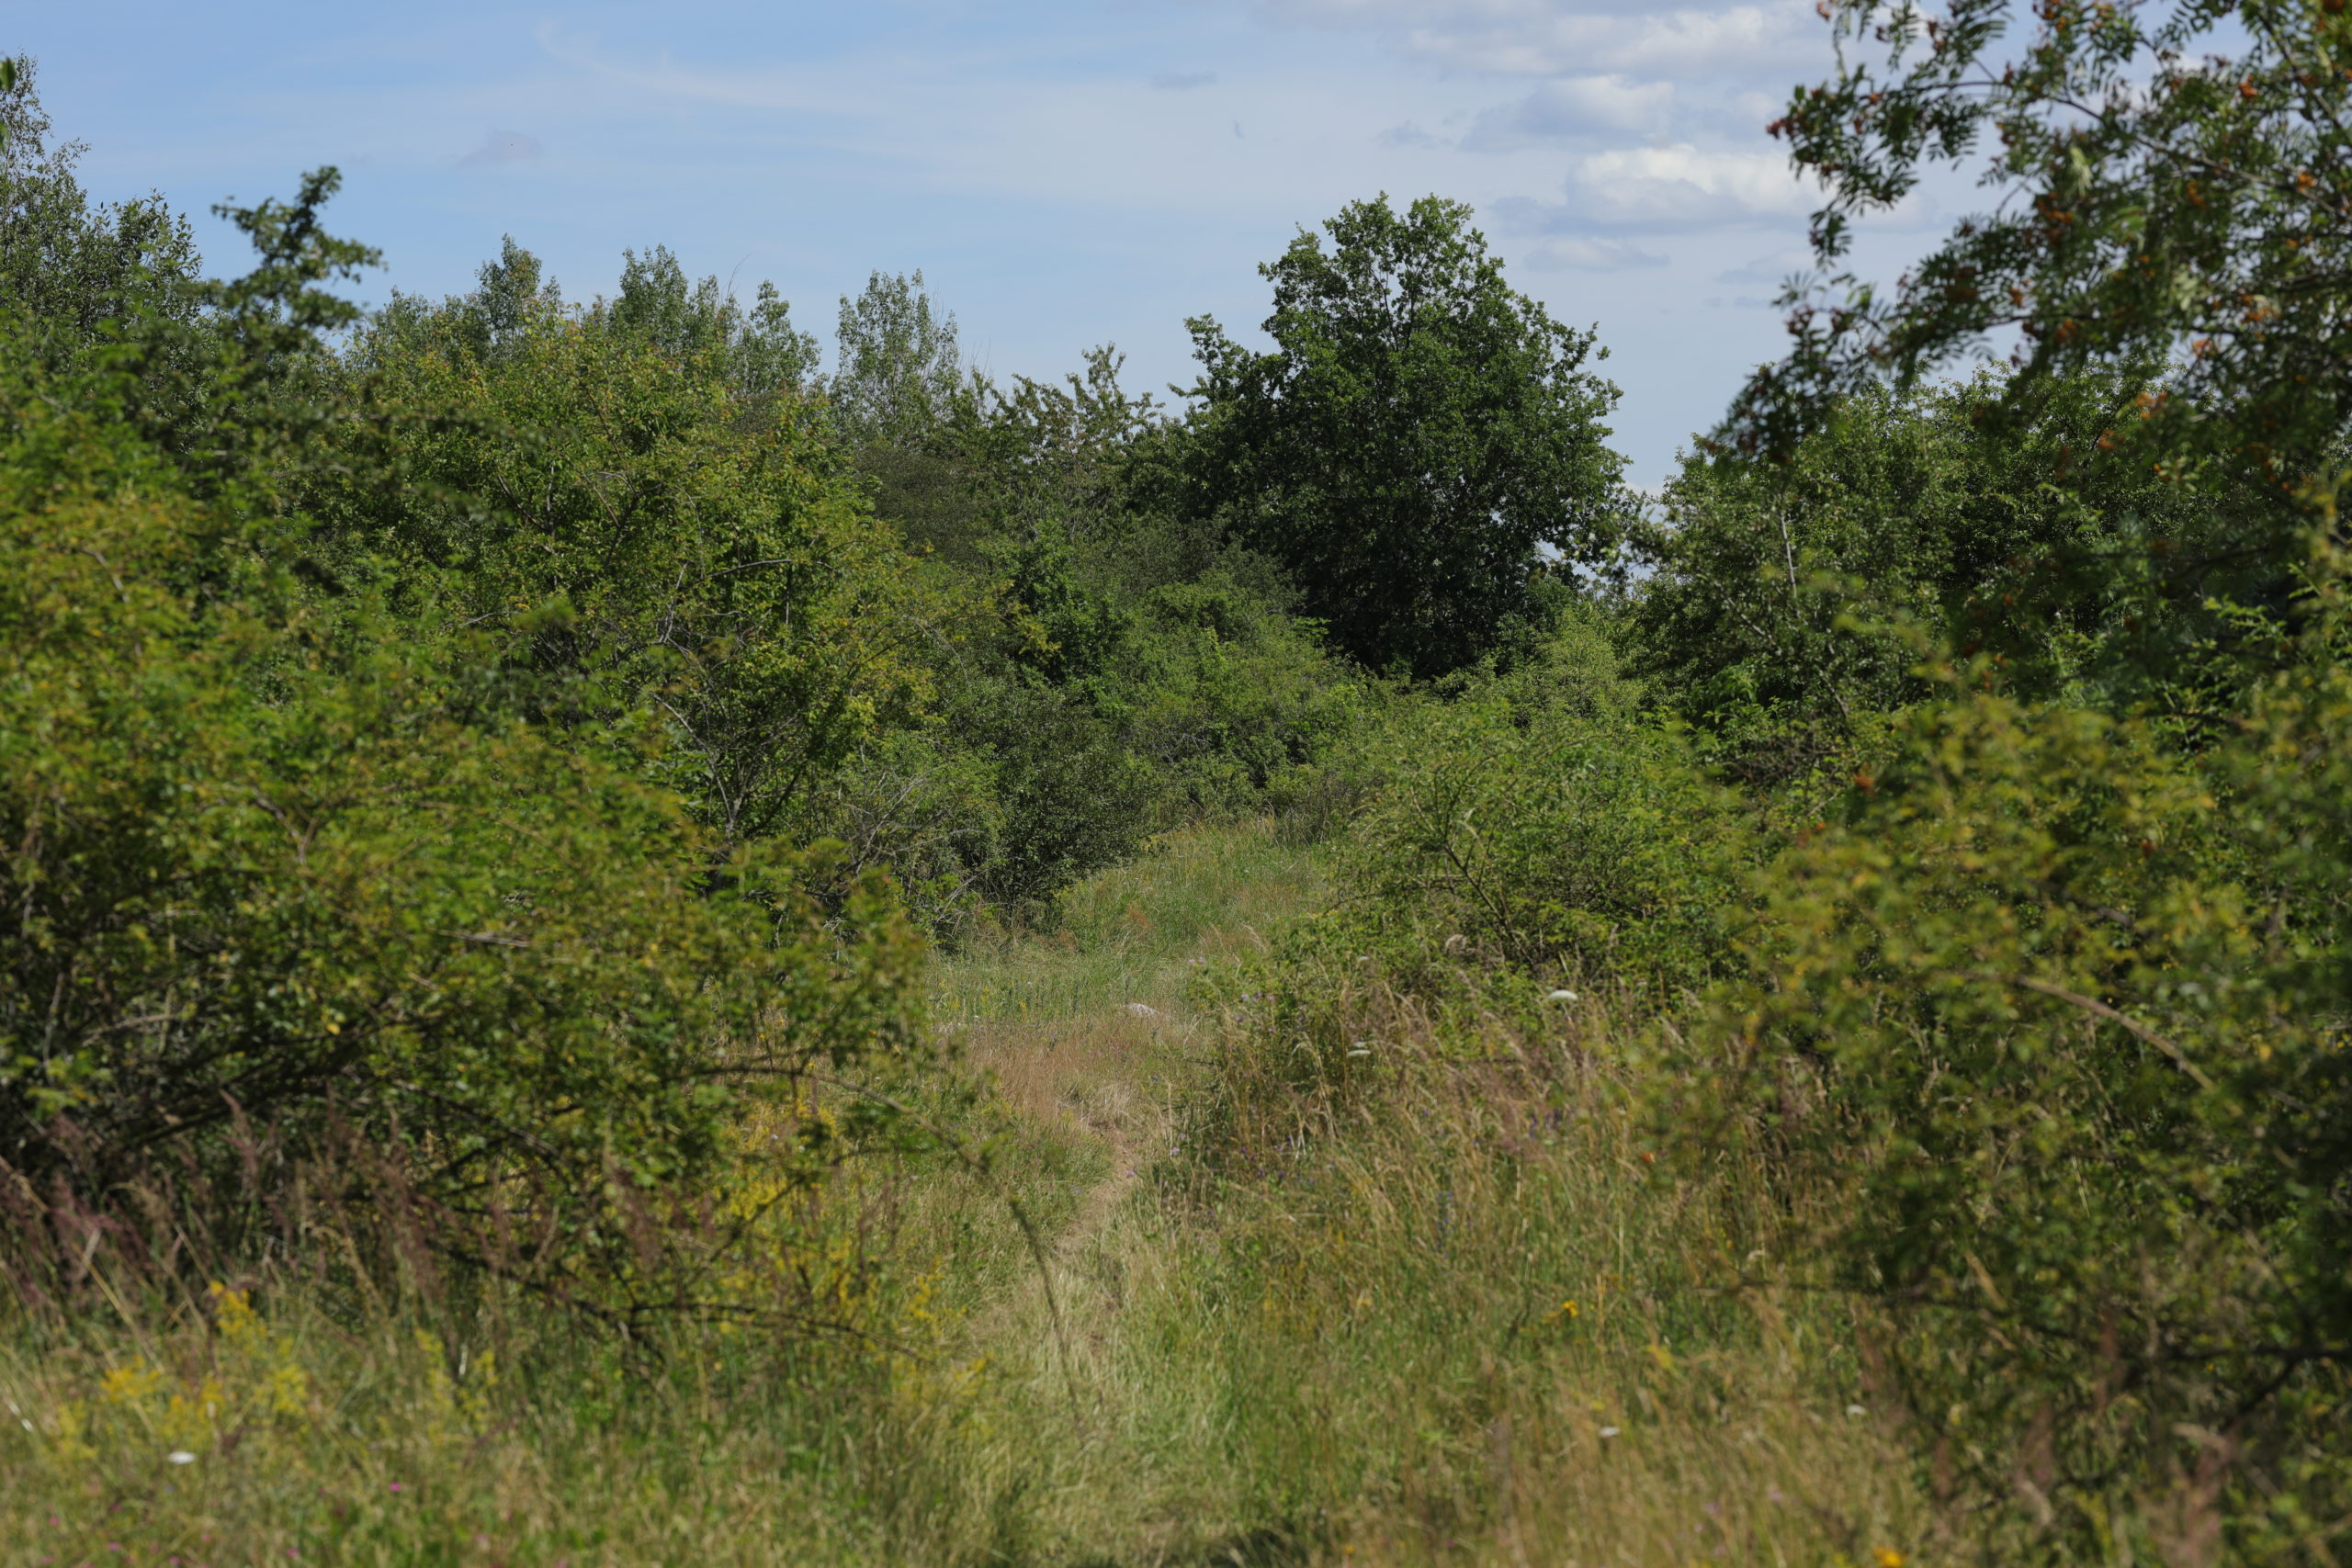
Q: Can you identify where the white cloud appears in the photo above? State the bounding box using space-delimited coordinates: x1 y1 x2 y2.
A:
1152 71 1219 89
1497 142 1823 231
1519 236 1667 270
1462 74 1673 145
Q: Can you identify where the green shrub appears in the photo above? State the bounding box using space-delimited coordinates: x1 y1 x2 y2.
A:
0 337 929 1299
1329 615 1751 994
314 276 944 853
1665 648 2352 1561
1634 369 2290 785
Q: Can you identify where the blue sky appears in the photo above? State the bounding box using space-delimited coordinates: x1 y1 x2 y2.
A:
20 1 1955 486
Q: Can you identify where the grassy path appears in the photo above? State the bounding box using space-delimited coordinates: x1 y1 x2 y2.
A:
913 819 1331 1560
931 815 1328 1258
903 818 1927 1568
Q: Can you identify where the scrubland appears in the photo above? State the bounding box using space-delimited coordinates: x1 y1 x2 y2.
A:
0 822 1931 1567
9 11 2352 1562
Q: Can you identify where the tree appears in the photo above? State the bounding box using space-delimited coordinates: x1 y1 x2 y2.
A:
831 267 964 449
1733 0 2352 497
321 254 937 852
1182 194 1625 680
1636 366 2282 781
599 242 818 400
1663 6 2352 1552
0 56 201 370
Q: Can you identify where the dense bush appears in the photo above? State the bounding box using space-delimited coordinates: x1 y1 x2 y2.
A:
0 327 928 1292
1651 623 2352 1559
1325 612 1750 993
313 263 940 851
1636 368 2292 786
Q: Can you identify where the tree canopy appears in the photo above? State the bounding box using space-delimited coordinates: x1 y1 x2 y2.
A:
1183 194 1626 680
1734 0 2352 496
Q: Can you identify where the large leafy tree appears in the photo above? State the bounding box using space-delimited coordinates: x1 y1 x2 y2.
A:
1183 195 1626 680
1735 0 2352 493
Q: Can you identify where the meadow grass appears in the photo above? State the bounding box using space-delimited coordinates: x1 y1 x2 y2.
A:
885 967 1928 1568
0 820 1928 1566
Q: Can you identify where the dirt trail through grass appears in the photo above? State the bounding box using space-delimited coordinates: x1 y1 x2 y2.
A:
909 818 1928 1568
935 819 1323 1358
906 819 1333 1552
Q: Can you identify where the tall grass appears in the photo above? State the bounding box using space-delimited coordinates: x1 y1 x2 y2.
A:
894 958 1928 1566
0 1127 935 1566
932 818 1332 1028
0 821 1928 1566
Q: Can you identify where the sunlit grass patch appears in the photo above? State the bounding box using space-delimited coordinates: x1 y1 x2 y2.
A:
932 818 1330 1029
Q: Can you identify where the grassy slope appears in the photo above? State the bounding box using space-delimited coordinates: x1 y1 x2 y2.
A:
0 820 1924 1566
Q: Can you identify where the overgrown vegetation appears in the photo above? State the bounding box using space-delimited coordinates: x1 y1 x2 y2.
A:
6 2 2352 1560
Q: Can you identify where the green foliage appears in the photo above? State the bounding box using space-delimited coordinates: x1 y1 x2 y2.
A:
74 41 2352 1560
600 241 820 400
1320 615 1750 997
0 78 949 1317
957 344 1165 538
787 319 1366 924
86 166 382 506
1736 0 2352 488
1618 12 2352 1552
319 261 939 849
0 56 201 371
1183 194 1627 679
1637 368 2291 779
0 335 928 1285
1660 644 2352 1559
1119 577 1365 818
832 267 964 451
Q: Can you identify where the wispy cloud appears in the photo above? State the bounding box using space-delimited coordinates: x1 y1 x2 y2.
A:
1151 70 1218 89
1714 245 1813 285
1461 74 1672 146
1240 0 1822 76
457 129 542 168
1519 235 1667 270
1497 144 1823 232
